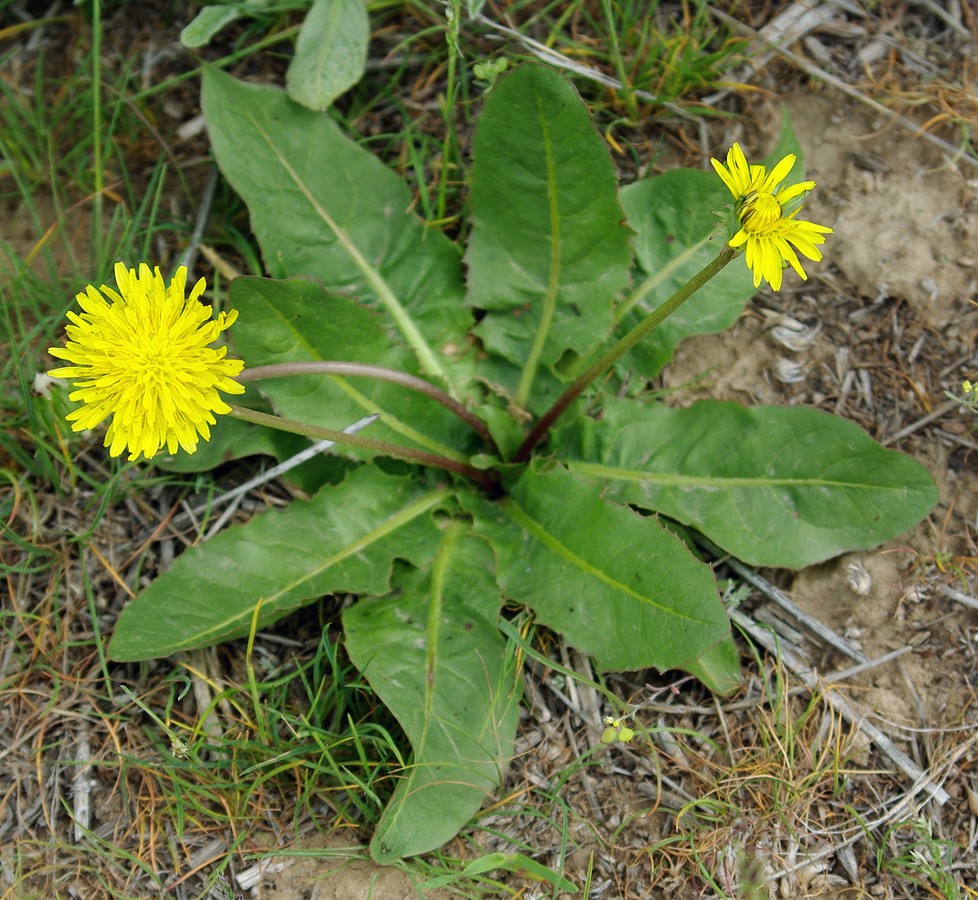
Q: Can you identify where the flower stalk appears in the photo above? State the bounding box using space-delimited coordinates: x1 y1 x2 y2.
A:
48 145 830 484
227 404 501 495
238 361 498 454
513 245 737 463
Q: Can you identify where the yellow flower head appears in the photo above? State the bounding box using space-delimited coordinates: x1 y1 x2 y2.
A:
711 143 833 291
48 262 245 461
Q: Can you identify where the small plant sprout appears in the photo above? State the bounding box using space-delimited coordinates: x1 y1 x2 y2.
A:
47 62 939 863
945 378 978 415
120 686 192 761
601 715 635 745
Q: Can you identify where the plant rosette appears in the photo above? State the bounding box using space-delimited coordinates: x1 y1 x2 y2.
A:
49 63 937 865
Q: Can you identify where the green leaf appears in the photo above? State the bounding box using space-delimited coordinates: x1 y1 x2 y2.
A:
616 169 755 377
343 528 520 862
230 277 473 459
180 3 256 48
287 0 368 111
560 398 939 568
681 633 741 696
420 851 578 892
465 63 632 408
108 469 448 661
201 67 469 391
465 467 728 673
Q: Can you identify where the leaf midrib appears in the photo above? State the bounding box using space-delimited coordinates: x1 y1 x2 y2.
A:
241 107 453 390
570 460 910 491
501 496 713 624
180 486 451 650
516 93 561 408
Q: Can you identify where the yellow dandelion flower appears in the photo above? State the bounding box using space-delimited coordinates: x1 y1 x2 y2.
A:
48 262 245 461
711 143 833 291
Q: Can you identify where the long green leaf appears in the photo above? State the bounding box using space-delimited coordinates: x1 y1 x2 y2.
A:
420 851 578 892
466 467 728 673
286 0 368 111
202 67 469 391
180 5 249 48
343 528 520 862
560 398 939 568
108 469 448 660
465 63 632 409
